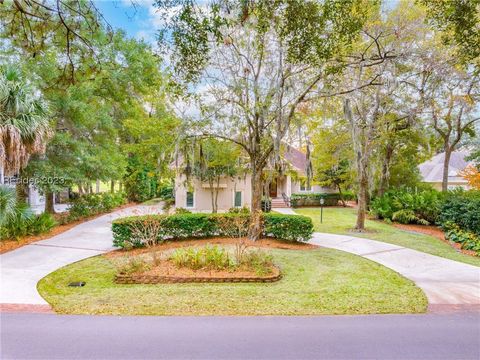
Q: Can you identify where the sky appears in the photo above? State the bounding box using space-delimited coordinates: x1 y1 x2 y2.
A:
95 0 162 45
95 0 401 45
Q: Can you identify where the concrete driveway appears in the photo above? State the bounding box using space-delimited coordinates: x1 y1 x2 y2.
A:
274 208 480 307
0 204 162 305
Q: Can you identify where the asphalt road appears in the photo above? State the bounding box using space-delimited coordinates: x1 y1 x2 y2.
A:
1 313 479 360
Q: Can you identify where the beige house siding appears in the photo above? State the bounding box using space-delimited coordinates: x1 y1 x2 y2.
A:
175 172 336 212
427 181 470 191
175 174 252 212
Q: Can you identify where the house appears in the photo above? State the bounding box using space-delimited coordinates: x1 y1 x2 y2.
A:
174 144 334 212
418 150 472 190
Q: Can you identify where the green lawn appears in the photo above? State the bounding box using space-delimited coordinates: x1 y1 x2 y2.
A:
295 207 480 267
38 248 427 316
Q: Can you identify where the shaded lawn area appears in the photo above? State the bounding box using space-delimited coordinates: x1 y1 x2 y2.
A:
295 207 480 267
38 248 427 316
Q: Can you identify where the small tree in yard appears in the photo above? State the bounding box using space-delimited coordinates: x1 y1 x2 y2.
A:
192 139 241 213
157 0 373 239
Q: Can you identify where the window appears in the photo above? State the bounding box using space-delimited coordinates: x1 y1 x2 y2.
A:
234 191 242 207
300 179 312 192
186 191 194 208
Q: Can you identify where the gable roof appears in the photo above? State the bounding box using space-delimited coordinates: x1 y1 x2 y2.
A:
419 151 472 183
283 144 307 171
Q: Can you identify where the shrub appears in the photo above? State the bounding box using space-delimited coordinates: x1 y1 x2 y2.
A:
0 210 56 240
438 190 480 237
170 245 233 270
370 189 443 225
112 213 314 248
29 213 57 235
290 193 342 207
442 221 480 255
263 213 314 242
67 192 127 222
174 207 192 214
157 184 174 200
170 244 274 275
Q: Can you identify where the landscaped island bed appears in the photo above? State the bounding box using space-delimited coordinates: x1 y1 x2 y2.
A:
38 237 427 316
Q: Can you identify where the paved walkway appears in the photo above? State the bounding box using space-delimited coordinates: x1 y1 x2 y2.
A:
274 208 480 306
0 204 162 305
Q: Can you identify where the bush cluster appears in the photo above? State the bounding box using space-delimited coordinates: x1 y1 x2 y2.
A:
290 193 345 207
112 212 314 248
66 192 127 222
370 189 443 225
442 222 480 255
170 244 274 275
439 190 480 237
0 211 57 240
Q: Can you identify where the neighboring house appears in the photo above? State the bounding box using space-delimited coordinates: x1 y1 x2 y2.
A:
174 144 334 212
418 151 472 190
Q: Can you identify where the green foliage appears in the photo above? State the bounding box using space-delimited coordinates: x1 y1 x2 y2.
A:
290 193 348 207
442 222 480 256
170 244 274 275
124 156 159 203
0 209 56 240
420 0 480 64
370 189 444 225
170 245 233 270
117 257 152 275
263 214 314 242
67 192 127 222
157 184 174 200
439 190 480 237
0 185 17 225
112 213 314 248
174 207 192 214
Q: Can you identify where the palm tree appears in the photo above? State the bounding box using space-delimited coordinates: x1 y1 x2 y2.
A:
0 66 50 177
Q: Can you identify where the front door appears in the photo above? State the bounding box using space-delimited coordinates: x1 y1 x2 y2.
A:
269 179 277 198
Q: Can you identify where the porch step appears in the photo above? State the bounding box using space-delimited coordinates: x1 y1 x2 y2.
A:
271 198 289 208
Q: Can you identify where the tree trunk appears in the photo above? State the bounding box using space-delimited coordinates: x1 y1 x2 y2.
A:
337 184 346 207
248 165 263 241
96 180 100 193
378 143 394 197
356 175 368 230
45 192 55 214
110 180 115 193
119 182 123 192
208 178 216 213
215 177 220 212
442 147 452 192
89 183 93 194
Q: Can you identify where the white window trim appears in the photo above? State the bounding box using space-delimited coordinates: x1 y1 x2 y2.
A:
186 191 195 208
233 190 243 207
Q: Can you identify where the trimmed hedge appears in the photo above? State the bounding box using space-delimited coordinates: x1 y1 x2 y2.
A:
290 193 342 207
112 213 313 248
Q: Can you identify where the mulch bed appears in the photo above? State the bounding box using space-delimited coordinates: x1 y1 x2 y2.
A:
393 223 478 257
106 237 318 259
0 202 136 255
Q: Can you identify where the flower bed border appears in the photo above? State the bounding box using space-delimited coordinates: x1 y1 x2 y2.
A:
115 266 282 284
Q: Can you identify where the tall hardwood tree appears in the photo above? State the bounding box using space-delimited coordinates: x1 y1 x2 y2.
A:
157 0 374 239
